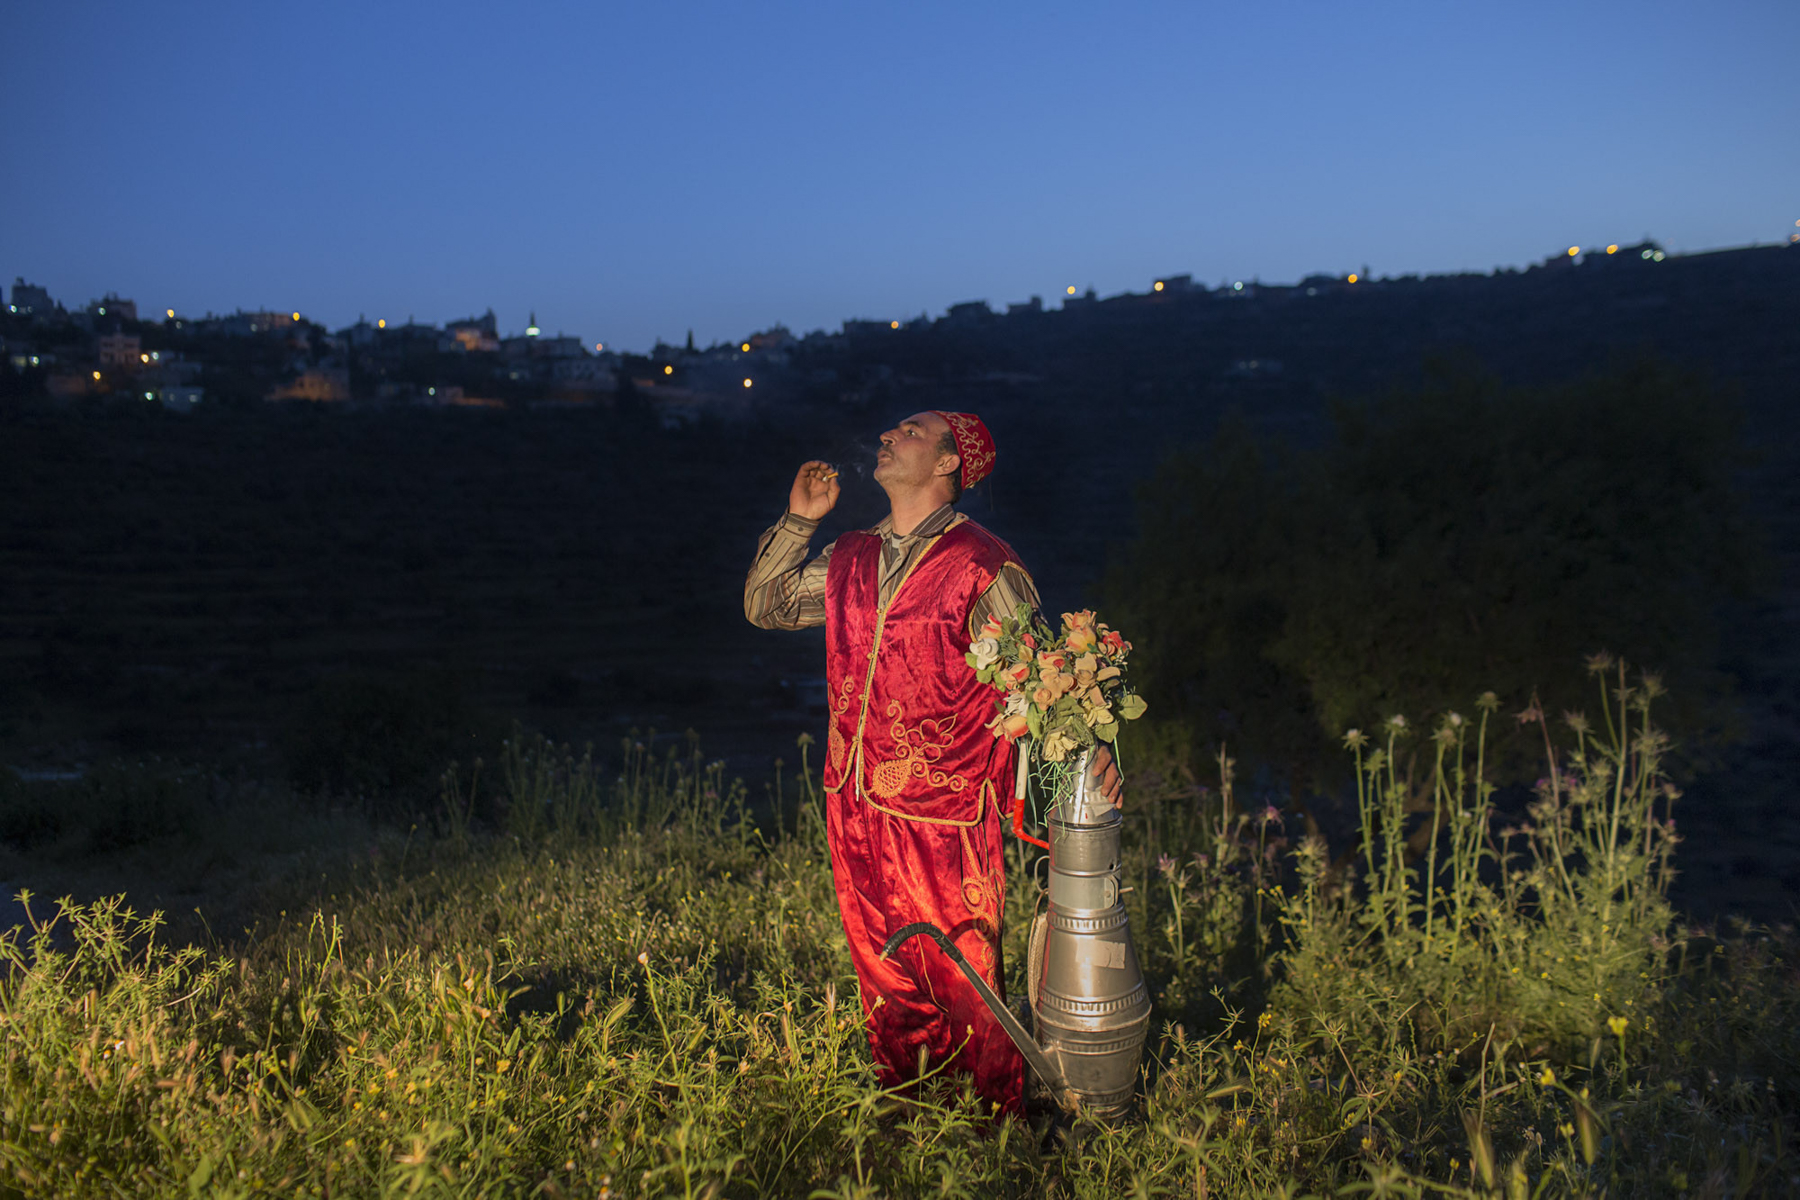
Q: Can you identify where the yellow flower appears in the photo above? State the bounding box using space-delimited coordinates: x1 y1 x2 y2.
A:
1539 1067 1556 1086
1607 1016 1629 1038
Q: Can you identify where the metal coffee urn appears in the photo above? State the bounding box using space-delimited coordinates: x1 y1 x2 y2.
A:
882 748 1151 1121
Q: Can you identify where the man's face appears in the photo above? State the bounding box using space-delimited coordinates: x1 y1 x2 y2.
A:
874 411 957 490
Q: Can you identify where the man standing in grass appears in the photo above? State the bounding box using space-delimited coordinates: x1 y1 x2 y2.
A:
746 410 1120 1117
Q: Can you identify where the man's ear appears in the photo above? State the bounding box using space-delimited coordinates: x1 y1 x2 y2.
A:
936 451 961 481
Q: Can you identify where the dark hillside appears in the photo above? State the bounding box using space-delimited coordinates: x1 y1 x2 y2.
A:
2 244 1795 915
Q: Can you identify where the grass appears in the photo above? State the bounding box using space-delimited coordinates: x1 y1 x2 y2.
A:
2 666 1797 1197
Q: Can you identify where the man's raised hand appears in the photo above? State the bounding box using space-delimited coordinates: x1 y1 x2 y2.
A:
788 460 841 521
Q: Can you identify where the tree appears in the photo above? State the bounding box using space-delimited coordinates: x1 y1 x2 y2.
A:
1106 359 1759 784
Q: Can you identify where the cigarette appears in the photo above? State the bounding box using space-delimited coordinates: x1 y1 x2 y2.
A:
821 468 838 479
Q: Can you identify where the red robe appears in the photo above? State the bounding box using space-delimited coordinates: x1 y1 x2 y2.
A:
822 516 1026 1115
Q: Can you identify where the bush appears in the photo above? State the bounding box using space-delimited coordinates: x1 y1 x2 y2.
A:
0 761 209 856
285 671 501 818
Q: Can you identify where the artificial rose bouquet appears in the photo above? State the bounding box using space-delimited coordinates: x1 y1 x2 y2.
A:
966 606 1147 762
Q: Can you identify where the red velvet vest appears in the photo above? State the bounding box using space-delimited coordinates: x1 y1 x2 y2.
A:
823 517 1022 825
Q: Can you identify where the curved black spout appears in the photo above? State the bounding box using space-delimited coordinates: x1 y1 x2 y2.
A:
880 921 1070 1102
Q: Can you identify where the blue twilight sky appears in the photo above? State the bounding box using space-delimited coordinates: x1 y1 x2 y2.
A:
3 1 1795 353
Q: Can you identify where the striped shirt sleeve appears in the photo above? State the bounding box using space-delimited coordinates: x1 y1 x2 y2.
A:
744 512 831 630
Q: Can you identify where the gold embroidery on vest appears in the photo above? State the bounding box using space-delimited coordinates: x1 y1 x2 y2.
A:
844 516 989 826
827 676 857 775
868 700 969 800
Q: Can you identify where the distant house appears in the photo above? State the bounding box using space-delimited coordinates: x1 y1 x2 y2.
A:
218 310 299 336
9 278 54 316
944 301 993 325
158 385 204 411
266 366 351 403
87 294 138 322
45 372 94 399
550 357 616 391
1007 296 1044 316
747 325 792 351
446 310 500 353
97 332 143 368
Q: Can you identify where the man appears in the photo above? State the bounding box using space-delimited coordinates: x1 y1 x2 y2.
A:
745 410 1120 1117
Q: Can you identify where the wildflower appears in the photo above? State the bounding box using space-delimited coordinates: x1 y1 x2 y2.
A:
1584 650 1615 674
497 1059 511 1074
1156 853 1176 876
1385 714 1408 732
1563 711 1590 735
1608 1016 1629 1038
1342 728 1367 750
1260 805 1281 825
1257 1010 1273 1030
1515 700 1545 726
1539 1067 1556 1086
795 731 815 748
565 1160 576 1171
636 951 649 966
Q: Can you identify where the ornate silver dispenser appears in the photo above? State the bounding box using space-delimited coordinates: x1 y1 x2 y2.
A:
881 747 1150 1121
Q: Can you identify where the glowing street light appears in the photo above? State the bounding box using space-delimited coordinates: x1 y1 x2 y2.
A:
140 353 149 363
1347 273 1358 284
663 365 674 375
1567 246 1580 257
377 319 386 329
92 370 101 380
741 342 750 352
889 320 899 329
743 378 753 388
1066 285 1077 295
1153 281 1164 292
1606 244 1619 255
595 343 604 351
166 309 175 319
292 312 300 321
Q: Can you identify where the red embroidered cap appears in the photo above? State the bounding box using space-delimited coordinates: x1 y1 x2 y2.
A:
931 410 997 489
